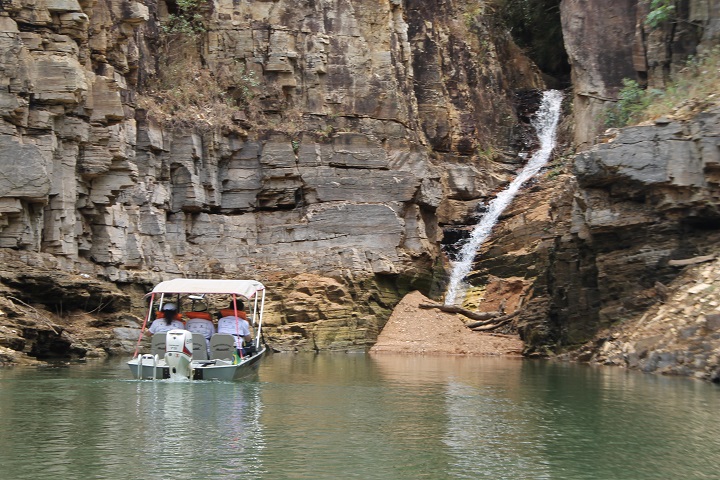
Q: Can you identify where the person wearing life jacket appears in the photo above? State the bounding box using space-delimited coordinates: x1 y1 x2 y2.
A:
184 311 216 355
216 300 253 354
147 303 185 336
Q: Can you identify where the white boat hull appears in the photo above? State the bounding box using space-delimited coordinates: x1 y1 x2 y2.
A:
128 347 266 381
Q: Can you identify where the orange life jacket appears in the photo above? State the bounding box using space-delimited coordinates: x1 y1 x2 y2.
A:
219 308 247 320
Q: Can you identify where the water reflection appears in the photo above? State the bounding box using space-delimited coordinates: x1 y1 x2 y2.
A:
522 361 720 479
0 360 264 479
371 355 547 479
0 356 719 479
128 377 265 478
369 355 720 480
257 353 465 478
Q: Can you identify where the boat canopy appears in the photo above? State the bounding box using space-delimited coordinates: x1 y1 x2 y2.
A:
150 279 265 299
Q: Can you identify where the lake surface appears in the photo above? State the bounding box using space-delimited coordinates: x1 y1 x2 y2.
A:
0 353 718 479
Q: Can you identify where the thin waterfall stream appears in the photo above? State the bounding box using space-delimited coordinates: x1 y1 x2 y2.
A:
444 90 564 306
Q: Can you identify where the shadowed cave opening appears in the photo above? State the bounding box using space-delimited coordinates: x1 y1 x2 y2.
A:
497 0 571 88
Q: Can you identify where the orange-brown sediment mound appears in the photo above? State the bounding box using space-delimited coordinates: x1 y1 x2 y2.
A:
370 291 524 356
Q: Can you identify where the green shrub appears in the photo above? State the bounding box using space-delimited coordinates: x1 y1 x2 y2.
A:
604 79 657 127
605 46 720 127
164 0 207 35
645 0 676 29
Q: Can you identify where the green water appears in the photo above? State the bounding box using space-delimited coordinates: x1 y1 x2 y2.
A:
0 354 718 479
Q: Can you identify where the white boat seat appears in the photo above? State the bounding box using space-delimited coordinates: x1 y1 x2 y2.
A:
151 333 167 358
191 333 209 360
210 334 236 361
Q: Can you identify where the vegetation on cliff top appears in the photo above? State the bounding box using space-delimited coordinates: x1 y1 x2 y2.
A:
605 46 720 127
138 0 259 132
138 51 259 132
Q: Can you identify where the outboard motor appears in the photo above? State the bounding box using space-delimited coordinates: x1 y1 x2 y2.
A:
164 329 193 380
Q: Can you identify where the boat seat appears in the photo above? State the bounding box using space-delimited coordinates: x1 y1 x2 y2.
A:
150 333 167 359
210 334 236 361
191 333 209 360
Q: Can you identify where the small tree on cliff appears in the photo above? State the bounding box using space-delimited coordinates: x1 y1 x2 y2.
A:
164 0 207 35
645 0 676 29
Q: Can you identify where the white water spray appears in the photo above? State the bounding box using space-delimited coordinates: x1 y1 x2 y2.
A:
444 90 563 306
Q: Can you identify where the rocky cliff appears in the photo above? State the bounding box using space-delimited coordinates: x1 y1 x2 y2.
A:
2 0 720 382
463 0 720 380
517 105 720 381
562 0 720 147
0 0 545 360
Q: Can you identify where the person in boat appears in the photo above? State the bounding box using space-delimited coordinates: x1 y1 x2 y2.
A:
146 303 185 336
184 311 215 354
216 300 255 355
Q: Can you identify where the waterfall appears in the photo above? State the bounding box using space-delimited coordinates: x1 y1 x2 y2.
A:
444 90 564 306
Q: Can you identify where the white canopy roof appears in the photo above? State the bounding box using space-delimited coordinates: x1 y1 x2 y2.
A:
151 279 265 299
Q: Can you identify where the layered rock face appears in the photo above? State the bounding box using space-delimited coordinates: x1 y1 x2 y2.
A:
0 0 544 357
562 108 720 379
570 256 720 380
571 110 719 323
456 1 720 380
561 0 720 147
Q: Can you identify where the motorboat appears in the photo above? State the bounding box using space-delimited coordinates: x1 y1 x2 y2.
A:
127 278 267 381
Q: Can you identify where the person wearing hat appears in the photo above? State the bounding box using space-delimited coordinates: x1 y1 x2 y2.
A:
147 302 185 336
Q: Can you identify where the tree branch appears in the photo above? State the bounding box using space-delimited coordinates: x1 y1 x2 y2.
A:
8 296 59 334
418 303 501 321
470 313 518 331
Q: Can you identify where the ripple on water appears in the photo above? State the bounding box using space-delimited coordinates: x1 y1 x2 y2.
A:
1 356 719 479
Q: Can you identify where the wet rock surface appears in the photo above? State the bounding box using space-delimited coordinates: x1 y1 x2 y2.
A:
562 257 720 381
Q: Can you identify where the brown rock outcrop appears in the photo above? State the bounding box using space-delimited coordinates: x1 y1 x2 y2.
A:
565 257 720 382
0 0 545 360
0 249 134 362
371 290 523 356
